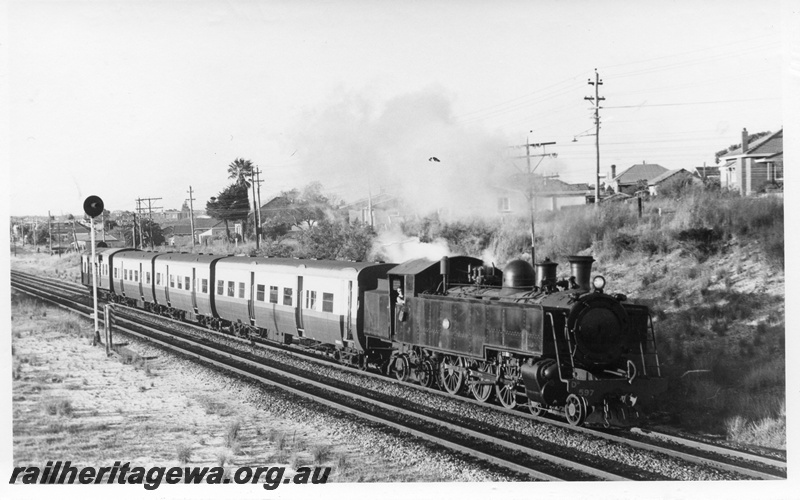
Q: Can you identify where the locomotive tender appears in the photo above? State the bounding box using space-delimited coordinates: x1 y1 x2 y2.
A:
82 248 667 427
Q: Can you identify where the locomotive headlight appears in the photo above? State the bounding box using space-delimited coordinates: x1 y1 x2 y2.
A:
592 275 606 292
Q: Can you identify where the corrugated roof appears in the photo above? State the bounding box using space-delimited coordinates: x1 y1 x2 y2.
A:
388 258 436 275
648 168 694 185
614 163 669 184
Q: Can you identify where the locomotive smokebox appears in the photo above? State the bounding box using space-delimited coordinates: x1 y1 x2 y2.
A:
568 255 595 290
502 259 536 290
535 259 558 288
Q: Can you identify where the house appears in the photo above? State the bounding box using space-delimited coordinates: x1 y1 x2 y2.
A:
73 230 122 251
647 169 702 196
719 128 783 195
163 217 227 245
611 162 669 194
341 191 406 229
494 174 592 215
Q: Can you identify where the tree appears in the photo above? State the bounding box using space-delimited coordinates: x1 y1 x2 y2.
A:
206 183 251 242
259 182 334 245
226 158 255 238
299 219 375 260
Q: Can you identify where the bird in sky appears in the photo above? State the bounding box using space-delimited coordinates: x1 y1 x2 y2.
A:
428 157 440 162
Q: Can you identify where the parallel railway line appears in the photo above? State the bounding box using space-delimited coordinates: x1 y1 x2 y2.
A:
10 270 786 481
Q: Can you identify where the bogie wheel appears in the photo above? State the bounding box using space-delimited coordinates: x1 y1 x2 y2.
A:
528 401 546 417
470 362 495 402
439 355 465 395
565 394 588 426
393 355 411 382
416 360 435 388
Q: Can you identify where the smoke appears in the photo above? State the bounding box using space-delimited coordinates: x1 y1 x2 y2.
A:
289 87 510 217
371 227 450 263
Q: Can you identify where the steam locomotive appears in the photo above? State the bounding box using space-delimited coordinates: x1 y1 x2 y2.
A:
81 248 667 427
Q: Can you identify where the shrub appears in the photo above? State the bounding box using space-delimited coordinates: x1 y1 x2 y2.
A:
176 443 193 464
42 397 73 417
310 444 332 464
225 420 242 448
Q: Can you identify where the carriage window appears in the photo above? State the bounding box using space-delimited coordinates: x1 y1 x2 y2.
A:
156 273 161 285
217 280 224 295
170 275 175 288
227 281 235 297
305 290 317 310
238 282 245 299
124 269 128 280
283 287 293 306
256 285 265 301
134 270 139 282
114 268 118 278
185 277 191 290
146 272 151 284
202 279 208 294
322 293 334 313
269 286 278 304
177 276 182 289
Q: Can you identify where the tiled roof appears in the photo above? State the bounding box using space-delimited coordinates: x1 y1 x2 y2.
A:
614 163 669 184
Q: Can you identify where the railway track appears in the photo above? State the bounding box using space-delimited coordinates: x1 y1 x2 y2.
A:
10 270 787 481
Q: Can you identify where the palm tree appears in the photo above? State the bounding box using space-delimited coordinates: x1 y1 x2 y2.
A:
227 158 254 188
226 158 255 242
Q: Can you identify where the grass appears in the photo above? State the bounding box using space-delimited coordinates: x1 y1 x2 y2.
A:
310 444 332 464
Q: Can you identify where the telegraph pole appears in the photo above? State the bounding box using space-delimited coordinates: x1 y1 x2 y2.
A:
48 211 53 254
585 69 605 204
250 169 259 250
187 186 197 251
515 138 557 268
136 197 162 249
254 168 263 248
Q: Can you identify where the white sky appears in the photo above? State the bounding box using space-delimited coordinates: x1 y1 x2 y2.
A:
5 0 794 216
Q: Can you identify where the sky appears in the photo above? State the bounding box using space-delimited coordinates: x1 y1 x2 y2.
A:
5 0 795 218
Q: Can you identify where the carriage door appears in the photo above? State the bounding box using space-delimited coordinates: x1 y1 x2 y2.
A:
295 275 304 336
191 267 198 314
138 262 144 300
248 272 256 326
165 265 171 306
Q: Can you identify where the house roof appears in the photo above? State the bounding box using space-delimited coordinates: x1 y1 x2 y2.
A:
721 129 781 159
341 192 399 210
599 192 632 203
648 168 695 186
694 166 720 177
167 218 225 235
504 175 591 194
613 163 669 185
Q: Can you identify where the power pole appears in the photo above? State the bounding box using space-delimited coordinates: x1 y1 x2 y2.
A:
48 211 53 254
514 138 556 268
250 169 259 250
254 167 263 248
585 69 605 204
135 200 144 249
136 197 162 249
187 186 196 252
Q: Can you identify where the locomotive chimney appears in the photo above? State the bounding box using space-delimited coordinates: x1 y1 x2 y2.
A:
568 255 595 290
535 258 558 288
440 256 449 290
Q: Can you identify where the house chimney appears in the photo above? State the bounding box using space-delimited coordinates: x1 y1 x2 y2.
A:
741 128 749 152
611 164 616 179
